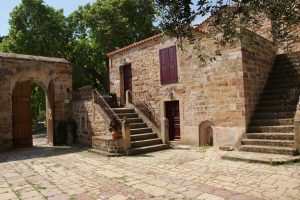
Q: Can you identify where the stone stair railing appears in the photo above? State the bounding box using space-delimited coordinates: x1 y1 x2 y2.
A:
93 89 132 150
126 90 169 144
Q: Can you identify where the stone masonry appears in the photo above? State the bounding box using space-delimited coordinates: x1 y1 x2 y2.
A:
108 28 276 147
0 52 72 151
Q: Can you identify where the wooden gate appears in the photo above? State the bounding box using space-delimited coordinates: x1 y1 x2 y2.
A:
12 81 33 148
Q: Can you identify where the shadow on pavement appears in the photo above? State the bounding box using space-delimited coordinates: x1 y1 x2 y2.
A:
0 144 89 163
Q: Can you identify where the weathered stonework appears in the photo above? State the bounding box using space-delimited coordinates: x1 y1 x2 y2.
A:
72 87 120 153
0 52 72 151
108 28 277 147
92 136 125 155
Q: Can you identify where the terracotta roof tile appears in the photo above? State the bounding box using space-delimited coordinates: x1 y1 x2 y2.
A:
107 33 164 57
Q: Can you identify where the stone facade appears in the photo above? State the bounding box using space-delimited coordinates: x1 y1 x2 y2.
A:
108 28 277 147
72 87 126 154
72 87 111 146
92 136 125 155
0 52 72 151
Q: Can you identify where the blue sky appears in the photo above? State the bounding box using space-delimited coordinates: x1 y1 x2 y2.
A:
0 0 209 37
0 0 96 36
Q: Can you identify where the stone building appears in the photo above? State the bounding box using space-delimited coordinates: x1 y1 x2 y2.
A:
102 24 300 158
0 52 72 151
107 28 276 148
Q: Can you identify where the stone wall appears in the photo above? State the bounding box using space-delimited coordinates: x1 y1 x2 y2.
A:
241 28 277 127
109 32 251 147
72 87 112 146
0 52 72 151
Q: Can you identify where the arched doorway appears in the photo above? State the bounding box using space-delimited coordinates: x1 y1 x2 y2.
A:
12 80 55 148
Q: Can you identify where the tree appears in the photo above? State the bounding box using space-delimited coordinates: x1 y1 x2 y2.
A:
0 0 67 57
156 0 300 51
66 0 159 90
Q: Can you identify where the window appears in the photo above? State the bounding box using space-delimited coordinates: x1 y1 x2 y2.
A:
159 46 178 84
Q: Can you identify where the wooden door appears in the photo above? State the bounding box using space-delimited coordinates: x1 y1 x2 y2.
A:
123 65 132 99
12 81 33 148
47 80 54 145
166 101 180 140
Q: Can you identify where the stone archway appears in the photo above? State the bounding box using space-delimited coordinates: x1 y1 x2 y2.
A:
12 79 56 148
0 52 72 151
199 120 214 146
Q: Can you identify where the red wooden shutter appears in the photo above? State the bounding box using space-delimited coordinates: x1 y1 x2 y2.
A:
159 48 169 84
168 46 178 83
159 46 178 84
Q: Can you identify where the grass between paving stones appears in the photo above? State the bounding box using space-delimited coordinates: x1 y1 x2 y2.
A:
196 146 210 153
116 175 129 183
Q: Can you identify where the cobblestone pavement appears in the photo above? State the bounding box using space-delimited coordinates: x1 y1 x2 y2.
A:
0 139 299 200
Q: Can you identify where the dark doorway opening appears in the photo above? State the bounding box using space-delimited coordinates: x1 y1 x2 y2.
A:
165 101 180 141
123 65 132 103
31 83 46 146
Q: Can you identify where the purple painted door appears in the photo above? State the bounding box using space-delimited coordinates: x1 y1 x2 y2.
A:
123 65 132 99
166 101 180 140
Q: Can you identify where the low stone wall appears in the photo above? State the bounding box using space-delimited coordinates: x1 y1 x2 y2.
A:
92 136 125 155
72 88 126 155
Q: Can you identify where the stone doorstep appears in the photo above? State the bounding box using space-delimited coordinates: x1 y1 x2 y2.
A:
221 151 300 165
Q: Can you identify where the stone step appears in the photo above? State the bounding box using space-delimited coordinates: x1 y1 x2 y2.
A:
131 138 163 148
239 145 298 156
117 113 139 119
247 133 294 140
112 108 135 113
127 144 168 155
271 68 300 76
257 99 298 106
221 151 300 165
264 83 299 90
276 52 300 60
252 111 295 119
255 105 296 112
131 133 157 141
126 118 143 124
130 128 153 135
251 118 294 126
129 123 148 129
263 88 289 95
269 71 300 80
248 125 294 133
241 139 294 147
267 78 299 85
274 61 300 68
260 94 288 101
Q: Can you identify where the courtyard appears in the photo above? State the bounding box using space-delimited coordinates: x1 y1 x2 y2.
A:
0 137 299 200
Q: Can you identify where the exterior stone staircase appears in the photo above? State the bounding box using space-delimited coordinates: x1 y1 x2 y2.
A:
240 53 300 156
112 108 167 155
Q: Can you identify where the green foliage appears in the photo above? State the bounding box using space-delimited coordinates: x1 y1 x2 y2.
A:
156 0 300 51
0 0 159 116
0 0 67 57
31 84 45 128
66 0 159 90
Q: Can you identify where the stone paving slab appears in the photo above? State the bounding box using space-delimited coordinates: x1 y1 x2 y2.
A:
222 151 300 165
0 141 299 200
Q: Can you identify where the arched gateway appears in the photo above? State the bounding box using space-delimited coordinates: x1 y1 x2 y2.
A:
0 52 72 151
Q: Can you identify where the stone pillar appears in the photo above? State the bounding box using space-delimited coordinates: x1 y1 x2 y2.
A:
161 117 169 145
122 118 131 150
294 112 300 152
